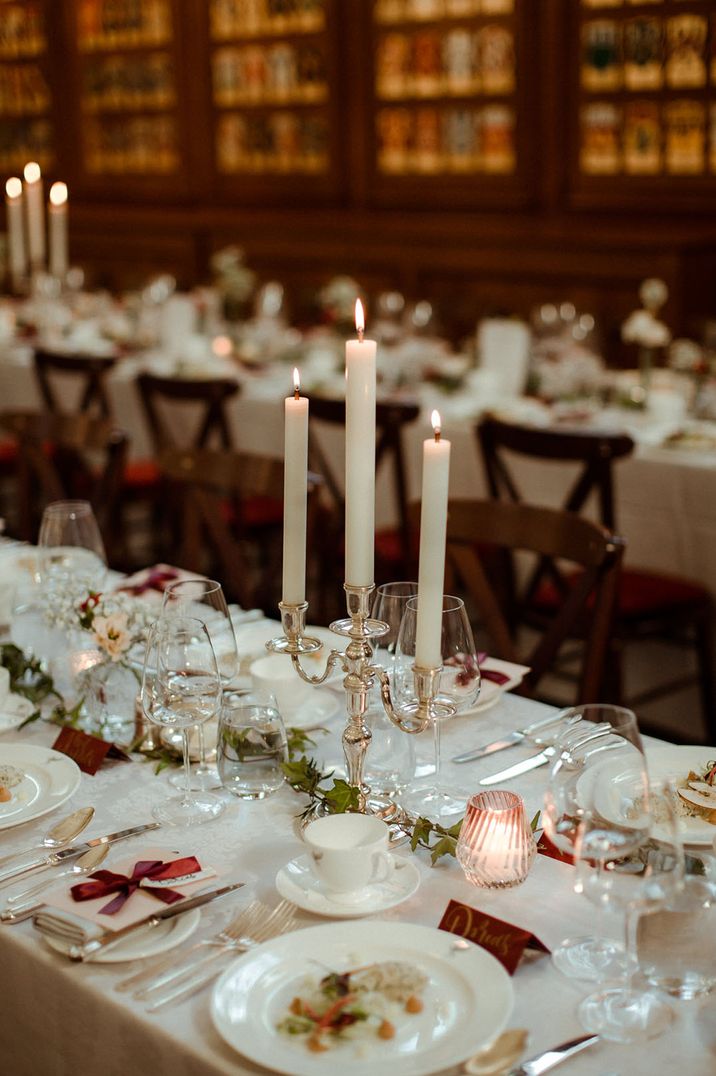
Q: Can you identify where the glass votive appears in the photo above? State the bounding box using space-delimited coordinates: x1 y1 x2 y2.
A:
456 790 537 889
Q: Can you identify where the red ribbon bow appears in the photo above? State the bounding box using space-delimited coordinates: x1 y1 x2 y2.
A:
70 856 200 916
118 568 180 596
477 652 511 686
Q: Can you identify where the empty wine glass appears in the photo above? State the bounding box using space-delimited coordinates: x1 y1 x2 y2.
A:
141 616 224 826
162 579 239 791
578 780 685 1043
543 704 649 982
38 500 107 595
395 594 480 819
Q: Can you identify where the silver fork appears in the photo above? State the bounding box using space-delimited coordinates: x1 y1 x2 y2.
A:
115 900 267 994
134 901 298 1007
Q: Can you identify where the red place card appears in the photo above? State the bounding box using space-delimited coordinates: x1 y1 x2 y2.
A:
51 727 131 776
438 899 549 975
536 832 575 866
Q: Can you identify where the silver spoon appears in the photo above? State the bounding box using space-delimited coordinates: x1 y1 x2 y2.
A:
3 843 110 914
0 807 95 868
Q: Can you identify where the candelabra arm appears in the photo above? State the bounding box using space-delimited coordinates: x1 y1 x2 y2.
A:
290 649 345 685
374 667 431 735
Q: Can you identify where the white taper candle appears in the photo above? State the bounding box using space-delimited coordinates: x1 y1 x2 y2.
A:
4 177 26 286
415 410 451 668
345 298 376 587
23 161 44 270
282 368 309 604
48 181 68 280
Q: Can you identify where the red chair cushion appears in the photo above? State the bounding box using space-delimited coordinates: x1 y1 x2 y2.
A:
534 567 709 619
0 439 17 465
123 459 161 487
219 496 284 529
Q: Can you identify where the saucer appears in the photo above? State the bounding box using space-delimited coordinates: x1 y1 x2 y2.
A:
275 853 421 918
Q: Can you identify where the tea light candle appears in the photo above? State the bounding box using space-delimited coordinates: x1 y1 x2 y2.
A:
415 410 450 668
48 181 68 280
345 298 376 587
4 177 26 286
23 161 44 270
456 790 536 889
282 368 308 604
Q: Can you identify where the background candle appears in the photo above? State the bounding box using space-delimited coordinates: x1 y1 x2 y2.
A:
48 181 68 279
4 177 26 286
345 298 376 586
23 161 44 270
415 410 451 668
282 368 309 604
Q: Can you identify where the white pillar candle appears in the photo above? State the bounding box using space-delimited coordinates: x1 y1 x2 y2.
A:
4 177 26 286
345 298 376 587
48 181 68 280
415 410 451 668
282 368 309 604
23 161 44 270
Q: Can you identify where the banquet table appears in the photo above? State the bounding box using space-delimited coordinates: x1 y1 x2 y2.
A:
1 665 715 1076
2 340 716 601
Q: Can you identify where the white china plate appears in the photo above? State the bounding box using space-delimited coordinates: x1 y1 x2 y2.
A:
211 921 513 1076
43 907 201 963
283 688 341 731
0 744 81 830
588 745 716 846
275 854 421 918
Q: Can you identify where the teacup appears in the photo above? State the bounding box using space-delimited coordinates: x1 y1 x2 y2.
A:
250 654 314 719
303 814 394 901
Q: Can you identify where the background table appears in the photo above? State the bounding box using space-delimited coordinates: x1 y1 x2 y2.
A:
1 684 715 1076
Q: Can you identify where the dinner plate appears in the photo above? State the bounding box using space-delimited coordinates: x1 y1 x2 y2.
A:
211 921 514 1076
464 659 531 716
0 744 81 831
282 688 341 731
43 908 201 964
275 854 421 919
588 745 716 846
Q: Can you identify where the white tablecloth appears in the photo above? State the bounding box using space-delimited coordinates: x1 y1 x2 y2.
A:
1 678 715 1076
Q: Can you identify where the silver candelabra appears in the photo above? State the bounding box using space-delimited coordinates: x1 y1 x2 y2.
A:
267 583 455 815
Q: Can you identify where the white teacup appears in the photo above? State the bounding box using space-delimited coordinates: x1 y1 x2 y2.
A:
303 814 394 901
250 654 313 719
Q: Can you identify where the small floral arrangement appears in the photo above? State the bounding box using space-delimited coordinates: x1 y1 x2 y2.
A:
210 246 257 320
621 278 672 350
318 275 363 331
46 587 154 671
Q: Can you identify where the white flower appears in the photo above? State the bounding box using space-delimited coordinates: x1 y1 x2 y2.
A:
669 338 703 371
621 310 671 348
639 278 668 313
92 613 132 661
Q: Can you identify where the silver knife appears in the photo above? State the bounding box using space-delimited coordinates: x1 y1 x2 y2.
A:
62 881 246 961
479 747 556 786
508 1033 599 1075
452 713 578 765
0 823 161 886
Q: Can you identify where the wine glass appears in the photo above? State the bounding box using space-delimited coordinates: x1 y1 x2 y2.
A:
38 500 107 595
366 581 418 796
141 616 224 826
543 704 649 981
395 594 480 819
578 779 685 1043
162 578 239 791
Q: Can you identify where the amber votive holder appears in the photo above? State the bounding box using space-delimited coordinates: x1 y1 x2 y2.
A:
456 790 537 889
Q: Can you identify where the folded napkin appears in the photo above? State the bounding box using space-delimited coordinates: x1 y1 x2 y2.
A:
34 847 215 946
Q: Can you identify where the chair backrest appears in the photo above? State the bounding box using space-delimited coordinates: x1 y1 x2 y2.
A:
0 410 128 546
478 416 634 529
308 395 420 564
437 499 624 703
158 446 319 608
34 349 116 419
136 373 240 453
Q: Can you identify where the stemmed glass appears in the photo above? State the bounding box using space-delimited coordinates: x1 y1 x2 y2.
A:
578 780 685 1043
141 616 224 826
161 578 239 791
38 500 107 595
395 594 480 819
543 704 649 982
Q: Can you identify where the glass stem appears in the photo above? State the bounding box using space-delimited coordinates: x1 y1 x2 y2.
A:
623 903 639 993
593 858 610 983
197 723 207 769
432 712 441 793
181 729 192 804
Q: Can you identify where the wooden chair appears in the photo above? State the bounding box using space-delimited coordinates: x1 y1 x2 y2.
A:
158 447 320 611
0 410 128 560
308 397 420 602
438 499 625 704
477 416 716 735
33 349 117 418
136 373 240 452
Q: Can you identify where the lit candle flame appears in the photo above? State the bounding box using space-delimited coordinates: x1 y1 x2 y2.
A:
5 177 22 199
212 334 232 357
431 410 441 441
293 367 300 399
49 181 67 207
355 298 365 342
23 161 41 184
